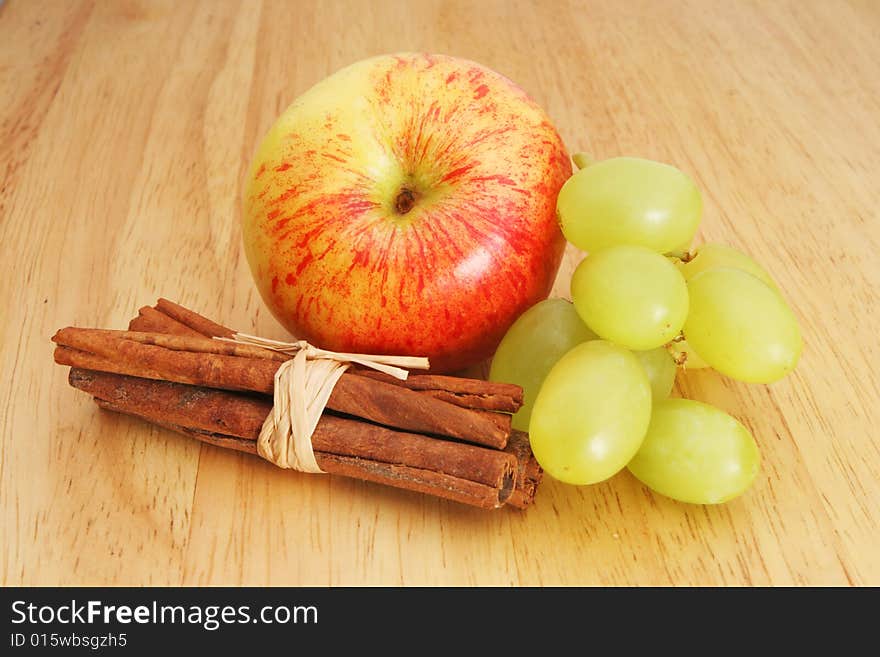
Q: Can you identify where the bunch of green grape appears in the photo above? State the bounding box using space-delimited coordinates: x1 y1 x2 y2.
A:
490 156 802 505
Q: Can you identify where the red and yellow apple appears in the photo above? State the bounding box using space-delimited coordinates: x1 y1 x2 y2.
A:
242 53 570 372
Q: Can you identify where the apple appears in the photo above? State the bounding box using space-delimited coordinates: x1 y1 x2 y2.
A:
242 53 570 372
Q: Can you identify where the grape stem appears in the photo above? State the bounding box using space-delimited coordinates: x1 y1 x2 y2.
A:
665 334 689 368
571 152 593 170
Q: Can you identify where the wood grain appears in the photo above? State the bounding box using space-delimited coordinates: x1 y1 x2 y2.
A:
2 0 879 585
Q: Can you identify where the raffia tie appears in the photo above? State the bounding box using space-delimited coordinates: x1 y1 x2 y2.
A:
215 333 430 473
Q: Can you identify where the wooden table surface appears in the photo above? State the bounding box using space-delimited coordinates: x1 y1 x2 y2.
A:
2 0 879 587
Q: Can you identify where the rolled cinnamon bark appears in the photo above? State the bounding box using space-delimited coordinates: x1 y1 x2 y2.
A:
74 369 516 509
53 328 512 449
98 402 512 509
154 298 236 339
130 305 205 338
66 328 288 360
132 299 524 414
145 415 537 509
351 369 524 413
504 431 543 508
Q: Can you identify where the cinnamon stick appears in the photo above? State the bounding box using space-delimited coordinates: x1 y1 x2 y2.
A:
129 299 235 338
155 298 236 339
74 369 516 509
144 409 535 510
78 367 539 509
129 305 204 338
53 328 511 449
504 430 543 508
350 369 524 413
135 299 523 414
99 402 512 509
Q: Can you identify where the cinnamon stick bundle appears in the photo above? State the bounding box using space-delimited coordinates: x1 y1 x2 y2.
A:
129 299 542 508
53 299 543 508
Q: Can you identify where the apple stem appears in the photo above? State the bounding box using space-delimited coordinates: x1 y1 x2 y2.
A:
395 188 417 215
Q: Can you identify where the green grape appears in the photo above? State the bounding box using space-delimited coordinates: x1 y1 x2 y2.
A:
678 243 780 294
684 268 802 383
634 347 677 400
489 298 596 431
666 338 711 369
556 156 702 254
571 245 689 350
529 341 651 485
628 398 760 504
